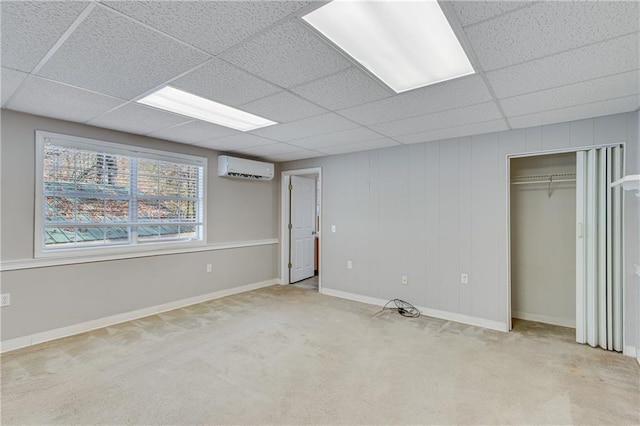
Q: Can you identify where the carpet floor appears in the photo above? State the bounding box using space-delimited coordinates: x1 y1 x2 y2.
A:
2 284 639 424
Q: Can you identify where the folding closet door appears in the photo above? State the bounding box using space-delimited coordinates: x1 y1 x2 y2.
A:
575 146 623 351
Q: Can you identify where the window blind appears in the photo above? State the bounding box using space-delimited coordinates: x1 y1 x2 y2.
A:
38 133 205 252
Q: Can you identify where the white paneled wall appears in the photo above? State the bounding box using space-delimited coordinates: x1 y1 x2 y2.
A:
283 111 639 344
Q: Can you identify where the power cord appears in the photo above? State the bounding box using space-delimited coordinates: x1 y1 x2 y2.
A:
378 299 420 318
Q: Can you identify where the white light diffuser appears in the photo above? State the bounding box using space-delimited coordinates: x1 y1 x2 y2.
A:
303 0 475 93
137 86 277 132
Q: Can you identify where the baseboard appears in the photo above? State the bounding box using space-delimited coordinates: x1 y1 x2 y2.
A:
512 311 576 328
1 278 279 353
623 345 638 360
320 288 508 332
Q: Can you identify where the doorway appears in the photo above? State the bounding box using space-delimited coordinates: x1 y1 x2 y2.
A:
508 145 625 352
510 152 577 328
281 168 322 291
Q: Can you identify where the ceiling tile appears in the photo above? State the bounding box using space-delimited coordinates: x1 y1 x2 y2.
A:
37 6 210 100
196 133 274 151
220 20 352 88
466 1 640 70
238 91 326 123
500 71 640 117
292 67 392 110
251 112 359 142
147 120 238 145
289 127 385 150
316 138 401 155
394 120 509 144
103 1 313 55
370 102 503 137
237 143 301 156
1 67 28 106
171 57 280 107
87 103 191 135
338 76 492 125
451 1 534 27
508 95 640 129
263 150 325 162
1 1 88 72
486 34 640 99
8 77 124 123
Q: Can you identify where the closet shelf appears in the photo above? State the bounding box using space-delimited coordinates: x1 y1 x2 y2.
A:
611 174 640 194
511 172 576 185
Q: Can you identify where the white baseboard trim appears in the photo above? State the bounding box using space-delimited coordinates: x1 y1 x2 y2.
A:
623 345 637 359
320 288 508 332
512 311 576 328
1 278 278 353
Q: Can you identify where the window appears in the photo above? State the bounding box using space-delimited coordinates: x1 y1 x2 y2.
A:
36 131 206 256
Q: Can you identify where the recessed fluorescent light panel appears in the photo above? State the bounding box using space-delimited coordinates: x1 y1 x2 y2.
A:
137 86 277 132
302 0 475 93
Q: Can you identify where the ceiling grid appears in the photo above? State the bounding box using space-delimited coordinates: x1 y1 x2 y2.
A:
1 0 637 162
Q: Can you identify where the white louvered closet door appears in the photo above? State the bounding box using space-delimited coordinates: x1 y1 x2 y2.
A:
576 146 623 351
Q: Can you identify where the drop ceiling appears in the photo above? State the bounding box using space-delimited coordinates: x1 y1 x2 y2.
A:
1 1 638 163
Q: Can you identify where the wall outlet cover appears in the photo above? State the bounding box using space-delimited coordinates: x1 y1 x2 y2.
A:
0 293 10 307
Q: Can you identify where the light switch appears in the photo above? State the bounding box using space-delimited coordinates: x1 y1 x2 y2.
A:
331 225 336 233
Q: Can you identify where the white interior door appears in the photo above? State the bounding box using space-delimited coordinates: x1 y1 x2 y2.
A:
290 176 315 283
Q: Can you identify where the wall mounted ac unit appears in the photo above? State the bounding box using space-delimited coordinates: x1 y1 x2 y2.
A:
218 155 274 181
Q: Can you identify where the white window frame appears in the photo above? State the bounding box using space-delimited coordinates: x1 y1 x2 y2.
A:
35 131 207 258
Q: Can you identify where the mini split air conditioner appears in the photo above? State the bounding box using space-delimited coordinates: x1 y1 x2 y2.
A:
217 155 274 181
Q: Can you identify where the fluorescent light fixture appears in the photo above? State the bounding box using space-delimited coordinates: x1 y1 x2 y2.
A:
137 86 277 132
302 0 475 93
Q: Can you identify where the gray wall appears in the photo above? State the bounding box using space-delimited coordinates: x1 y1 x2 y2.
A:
510 153 576 327
283 111 639 347
0 110 280 341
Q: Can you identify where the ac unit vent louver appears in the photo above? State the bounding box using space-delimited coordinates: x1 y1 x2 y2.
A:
218 155 274 181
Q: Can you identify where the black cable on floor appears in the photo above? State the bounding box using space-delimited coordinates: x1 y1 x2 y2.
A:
378 299 420 318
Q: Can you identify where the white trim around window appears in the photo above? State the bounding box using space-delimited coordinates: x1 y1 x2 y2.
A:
34 131 208 258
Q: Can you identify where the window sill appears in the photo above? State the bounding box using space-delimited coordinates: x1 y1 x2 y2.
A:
0 238 279 271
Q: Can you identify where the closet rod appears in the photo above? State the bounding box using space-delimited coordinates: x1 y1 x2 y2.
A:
511 178 576 185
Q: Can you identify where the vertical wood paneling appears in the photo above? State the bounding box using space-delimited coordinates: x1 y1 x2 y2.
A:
542 122 571 151
343 153 358 293
439 139 460 313
368 150 380 298
396 146 412 302
425 142 441 309
352 151 371 297
280 111 638 343
594 114 628 146
571 118 594 148
325 156 346 290
458 137 473 315
526 126 543 152
377 147 401 301
500 129 527 156
471 134 500 320
408 143 427 306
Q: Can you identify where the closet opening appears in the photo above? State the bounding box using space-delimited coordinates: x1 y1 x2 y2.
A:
510 152 577 330
508 145 625 352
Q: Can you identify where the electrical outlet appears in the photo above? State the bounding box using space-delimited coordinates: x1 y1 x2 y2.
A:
347 260 353 269
461 273 469 284
206 264 212 273
401 275 408 285
1 293 10 307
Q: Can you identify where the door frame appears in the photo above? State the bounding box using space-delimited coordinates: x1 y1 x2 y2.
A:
280 167 322 289
505 143 625 336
